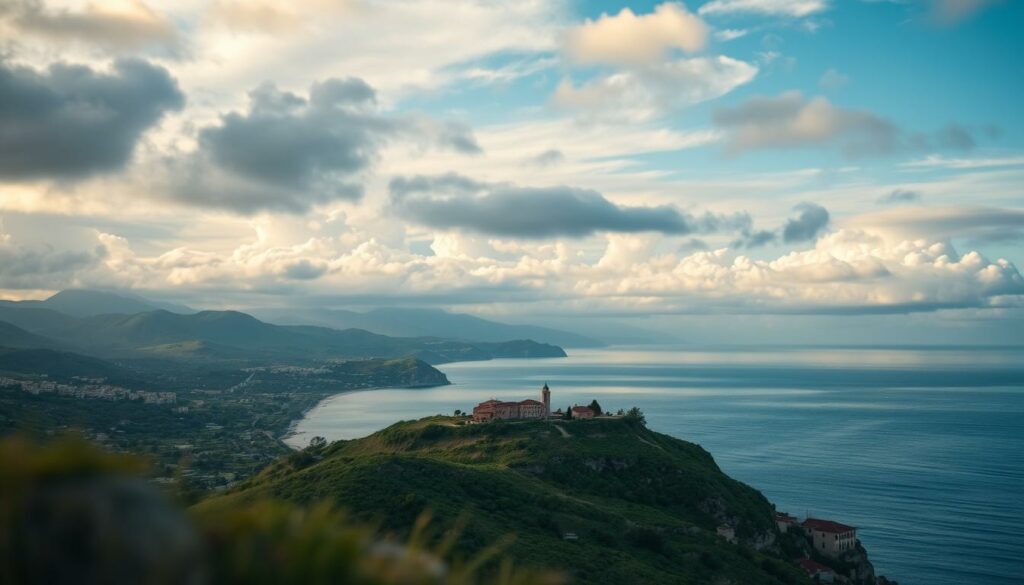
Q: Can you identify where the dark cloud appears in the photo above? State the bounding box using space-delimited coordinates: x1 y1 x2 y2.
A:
527 149 565 167
281 259 328 280
0 58 184 181
172 78 480 214
732 229 778 249
437 121 482 154
199 80 388 191
713 92 980 158
679 238 709 253
878 189 922 205
783 203 830 244
1 0 181 56
390 173 749 238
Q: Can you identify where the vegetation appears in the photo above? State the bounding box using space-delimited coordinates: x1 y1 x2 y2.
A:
0 434 560 585
198 416 813 585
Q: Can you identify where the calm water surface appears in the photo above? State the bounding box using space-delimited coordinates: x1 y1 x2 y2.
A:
288 346 1024 585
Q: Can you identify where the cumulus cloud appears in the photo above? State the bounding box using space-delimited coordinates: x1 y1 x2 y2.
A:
555 3 754 121
390 173 750 238
0 58 184 181
565 3 708 66
699 0 830 17
23 221 1021 316
713 92 981 157
555 56 758 121
877 189 922 205
0 0 181 55
0 225 105 290
168 77 479 213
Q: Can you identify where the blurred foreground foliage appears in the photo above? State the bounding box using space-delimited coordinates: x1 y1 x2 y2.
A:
0 434 562 585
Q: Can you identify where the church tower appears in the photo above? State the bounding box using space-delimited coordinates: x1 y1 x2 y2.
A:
542 383 550 418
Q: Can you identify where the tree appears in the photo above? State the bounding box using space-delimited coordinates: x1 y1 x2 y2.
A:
616 409 625 416
307 436 327 450
624 407 646 426
563 406 572 420
587 400 603 416
454 409 462 416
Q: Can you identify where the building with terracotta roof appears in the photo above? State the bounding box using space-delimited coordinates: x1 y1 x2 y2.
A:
795 557 836 583
472 384 552 422
570 405 595 419
803 518 857 556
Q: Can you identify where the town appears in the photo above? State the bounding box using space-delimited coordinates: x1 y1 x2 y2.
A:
0 376 177 405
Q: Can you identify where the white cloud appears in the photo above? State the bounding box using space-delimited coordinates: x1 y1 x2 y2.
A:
900 154 1024 170
714 28 749 41
555 56 758 121
3 215 1020 316
564 3 708 66
699 0 830 18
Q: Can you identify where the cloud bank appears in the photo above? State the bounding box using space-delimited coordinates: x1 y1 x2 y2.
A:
390 173 751 238
0 58 184 181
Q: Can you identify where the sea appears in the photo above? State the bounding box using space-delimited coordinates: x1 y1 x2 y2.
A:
287 346 1024 585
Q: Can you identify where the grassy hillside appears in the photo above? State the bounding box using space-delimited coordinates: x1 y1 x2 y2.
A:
0 321 60 350
198 416 810 585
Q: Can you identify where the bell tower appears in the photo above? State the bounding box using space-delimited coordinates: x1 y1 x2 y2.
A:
542 383 550 418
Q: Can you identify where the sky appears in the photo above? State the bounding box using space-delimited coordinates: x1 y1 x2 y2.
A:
0 0 1022 344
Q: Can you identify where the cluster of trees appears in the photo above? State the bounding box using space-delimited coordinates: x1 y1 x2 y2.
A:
558 402 645 425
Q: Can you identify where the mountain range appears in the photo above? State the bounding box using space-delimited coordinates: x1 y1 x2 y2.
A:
0 289 606 348
0 299 566 366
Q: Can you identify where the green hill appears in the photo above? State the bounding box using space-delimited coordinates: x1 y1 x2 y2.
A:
198 416 810 585
0 321 61 350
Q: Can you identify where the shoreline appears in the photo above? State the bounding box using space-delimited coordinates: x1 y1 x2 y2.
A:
280 379 454 449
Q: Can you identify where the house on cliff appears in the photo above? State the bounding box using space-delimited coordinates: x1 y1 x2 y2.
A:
803 518 857 557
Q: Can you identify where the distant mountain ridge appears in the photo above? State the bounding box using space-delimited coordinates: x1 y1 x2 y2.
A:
0 289 194 318
249 306 604 348
0 307 566 365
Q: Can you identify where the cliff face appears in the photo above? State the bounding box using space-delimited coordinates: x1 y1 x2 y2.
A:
199 416 815 584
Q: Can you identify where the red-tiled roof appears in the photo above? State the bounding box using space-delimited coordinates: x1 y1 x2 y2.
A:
795 558 834 575
803 518 856 533
519 399 542 405
571 406 594 413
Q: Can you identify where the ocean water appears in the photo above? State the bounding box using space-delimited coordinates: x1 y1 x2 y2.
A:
288 346 1024 585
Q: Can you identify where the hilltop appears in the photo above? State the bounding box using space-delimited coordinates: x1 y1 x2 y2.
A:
198 416 813 585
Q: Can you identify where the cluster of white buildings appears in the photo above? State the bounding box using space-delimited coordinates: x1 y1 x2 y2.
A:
1 377 177 404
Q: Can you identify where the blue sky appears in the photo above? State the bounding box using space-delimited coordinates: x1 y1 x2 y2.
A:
0 0 1021 344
